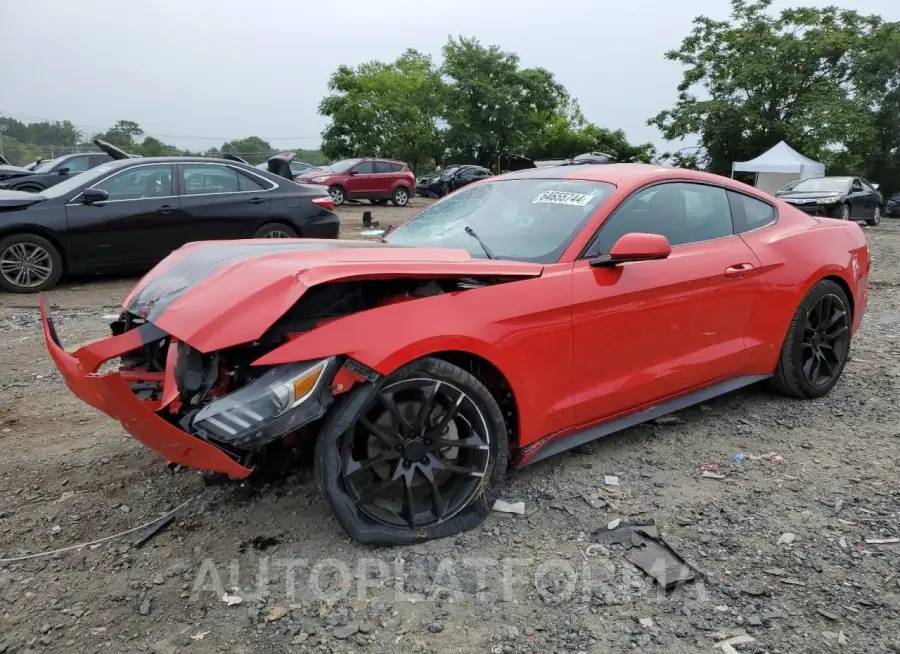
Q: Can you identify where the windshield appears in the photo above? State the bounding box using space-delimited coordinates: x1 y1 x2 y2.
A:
385 179 615 263
37 163 120 199
33 157 64 173
318 158 361 173
789 177 851 193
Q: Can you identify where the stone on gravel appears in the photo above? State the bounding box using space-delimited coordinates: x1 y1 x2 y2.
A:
333 623 359 639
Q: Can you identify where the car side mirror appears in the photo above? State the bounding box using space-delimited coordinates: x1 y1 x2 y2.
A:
57 167 70 175
590 233 671 267
82 188 109 204
871 183 879 190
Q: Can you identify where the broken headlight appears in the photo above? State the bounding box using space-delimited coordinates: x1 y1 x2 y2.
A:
191 357 336 448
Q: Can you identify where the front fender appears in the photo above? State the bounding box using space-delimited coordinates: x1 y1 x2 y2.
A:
252 273 577 447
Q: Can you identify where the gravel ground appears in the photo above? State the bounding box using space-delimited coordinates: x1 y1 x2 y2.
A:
0 209 898 654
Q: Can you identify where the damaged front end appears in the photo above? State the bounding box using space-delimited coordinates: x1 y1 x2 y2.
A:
39 273 514 480
40 294 348 480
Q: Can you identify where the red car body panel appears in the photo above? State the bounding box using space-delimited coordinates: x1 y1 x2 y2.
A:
121 239 543 353
41 164 869 476
39 296 252 478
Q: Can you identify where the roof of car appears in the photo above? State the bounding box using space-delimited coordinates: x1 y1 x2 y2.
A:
101 156 261 168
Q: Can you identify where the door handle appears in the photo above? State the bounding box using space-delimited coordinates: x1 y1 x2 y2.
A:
247 197 265 204
724 263 755 278
156 205 175 214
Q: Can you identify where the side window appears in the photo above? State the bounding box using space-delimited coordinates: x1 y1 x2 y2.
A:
591 182 733 254
181 164 239 195
353 161 375 174
389 162 405 173
474 168 491 178
374 161 393 174
236 169 268 192
860 179 875 193
727 190 776 233
851 178 863 192
93 164 173 201
59 155 92 173
90 154 113 168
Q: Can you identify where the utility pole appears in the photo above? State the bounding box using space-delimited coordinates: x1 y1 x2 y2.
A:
0 123 6 159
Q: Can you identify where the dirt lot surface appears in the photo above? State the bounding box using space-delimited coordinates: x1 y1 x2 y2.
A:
0 209 898 654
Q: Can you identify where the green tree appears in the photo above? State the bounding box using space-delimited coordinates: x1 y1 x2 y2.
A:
648 0 880 176
220 137 274 164
134 136 182 157
528 101 655 162
441 36 567 169
93 120 145 149
319 49 445 172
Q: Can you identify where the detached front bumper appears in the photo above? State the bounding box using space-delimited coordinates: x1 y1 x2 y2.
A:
39 295 252 479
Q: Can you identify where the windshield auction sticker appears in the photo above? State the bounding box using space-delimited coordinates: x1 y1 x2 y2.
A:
532 190 593 206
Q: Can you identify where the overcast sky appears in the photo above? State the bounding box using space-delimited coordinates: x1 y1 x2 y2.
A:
2 0 897 154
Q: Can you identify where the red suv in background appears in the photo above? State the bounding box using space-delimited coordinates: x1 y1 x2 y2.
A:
294 157 415 207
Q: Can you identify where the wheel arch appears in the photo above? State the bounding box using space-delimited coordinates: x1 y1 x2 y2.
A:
0 226 69 272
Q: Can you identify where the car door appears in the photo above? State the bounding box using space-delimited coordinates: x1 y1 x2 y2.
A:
858 179 880 218
345 160 375 198
373 160 398 197
174 163 273 249
453 166 480 190
570 181 762 425
64 163 181 269
848 178 868 219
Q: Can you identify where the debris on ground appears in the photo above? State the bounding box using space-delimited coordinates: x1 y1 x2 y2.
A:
132 514 175 548
492 499 525 515
700 463 720 472
221 593 243 606
602 475 620 486
359 229 385 237
654 415 685 425
580 492 607 509
593 520 699 589
702 470 727 479
778 532 797 545
731 452 746 463
864 537 899 544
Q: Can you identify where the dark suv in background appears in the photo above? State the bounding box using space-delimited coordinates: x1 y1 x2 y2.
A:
416 164 492 198
293 158 415 207
0 151 116 193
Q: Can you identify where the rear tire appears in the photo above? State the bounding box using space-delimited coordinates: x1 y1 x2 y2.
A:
12 183 45 194
770 279 852 399
0 233 64 293
391 187 410 207
253 223 297 238
314 357 508 545
866 206 881 226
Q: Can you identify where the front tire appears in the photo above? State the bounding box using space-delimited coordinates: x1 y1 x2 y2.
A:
770 279 852 399
315 357 508 545
328 185 346 206
0 233 63 293
838 203 851 220
391 187 410 207
866 206 881 226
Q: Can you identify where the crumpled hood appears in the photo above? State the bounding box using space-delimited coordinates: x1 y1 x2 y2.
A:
122 239 543 353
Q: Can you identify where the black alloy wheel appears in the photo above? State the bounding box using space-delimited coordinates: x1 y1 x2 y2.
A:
771 279 852 399
342 378 491 528
315 357 508 545
801 293 850 387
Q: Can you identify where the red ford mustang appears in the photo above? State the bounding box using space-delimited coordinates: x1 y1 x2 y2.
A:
41 164 869 545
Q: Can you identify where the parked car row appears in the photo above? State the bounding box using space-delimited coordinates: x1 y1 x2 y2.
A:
0 141 339 294
773 176 884 225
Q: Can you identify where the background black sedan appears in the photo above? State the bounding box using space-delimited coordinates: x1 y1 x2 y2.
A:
415 164 492 198
0 150 116 193
0 156 339 293
774 176 883 225
886 191 900 218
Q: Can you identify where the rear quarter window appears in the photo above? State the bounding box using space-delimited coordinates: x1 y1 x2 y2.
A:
728 190 776 233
